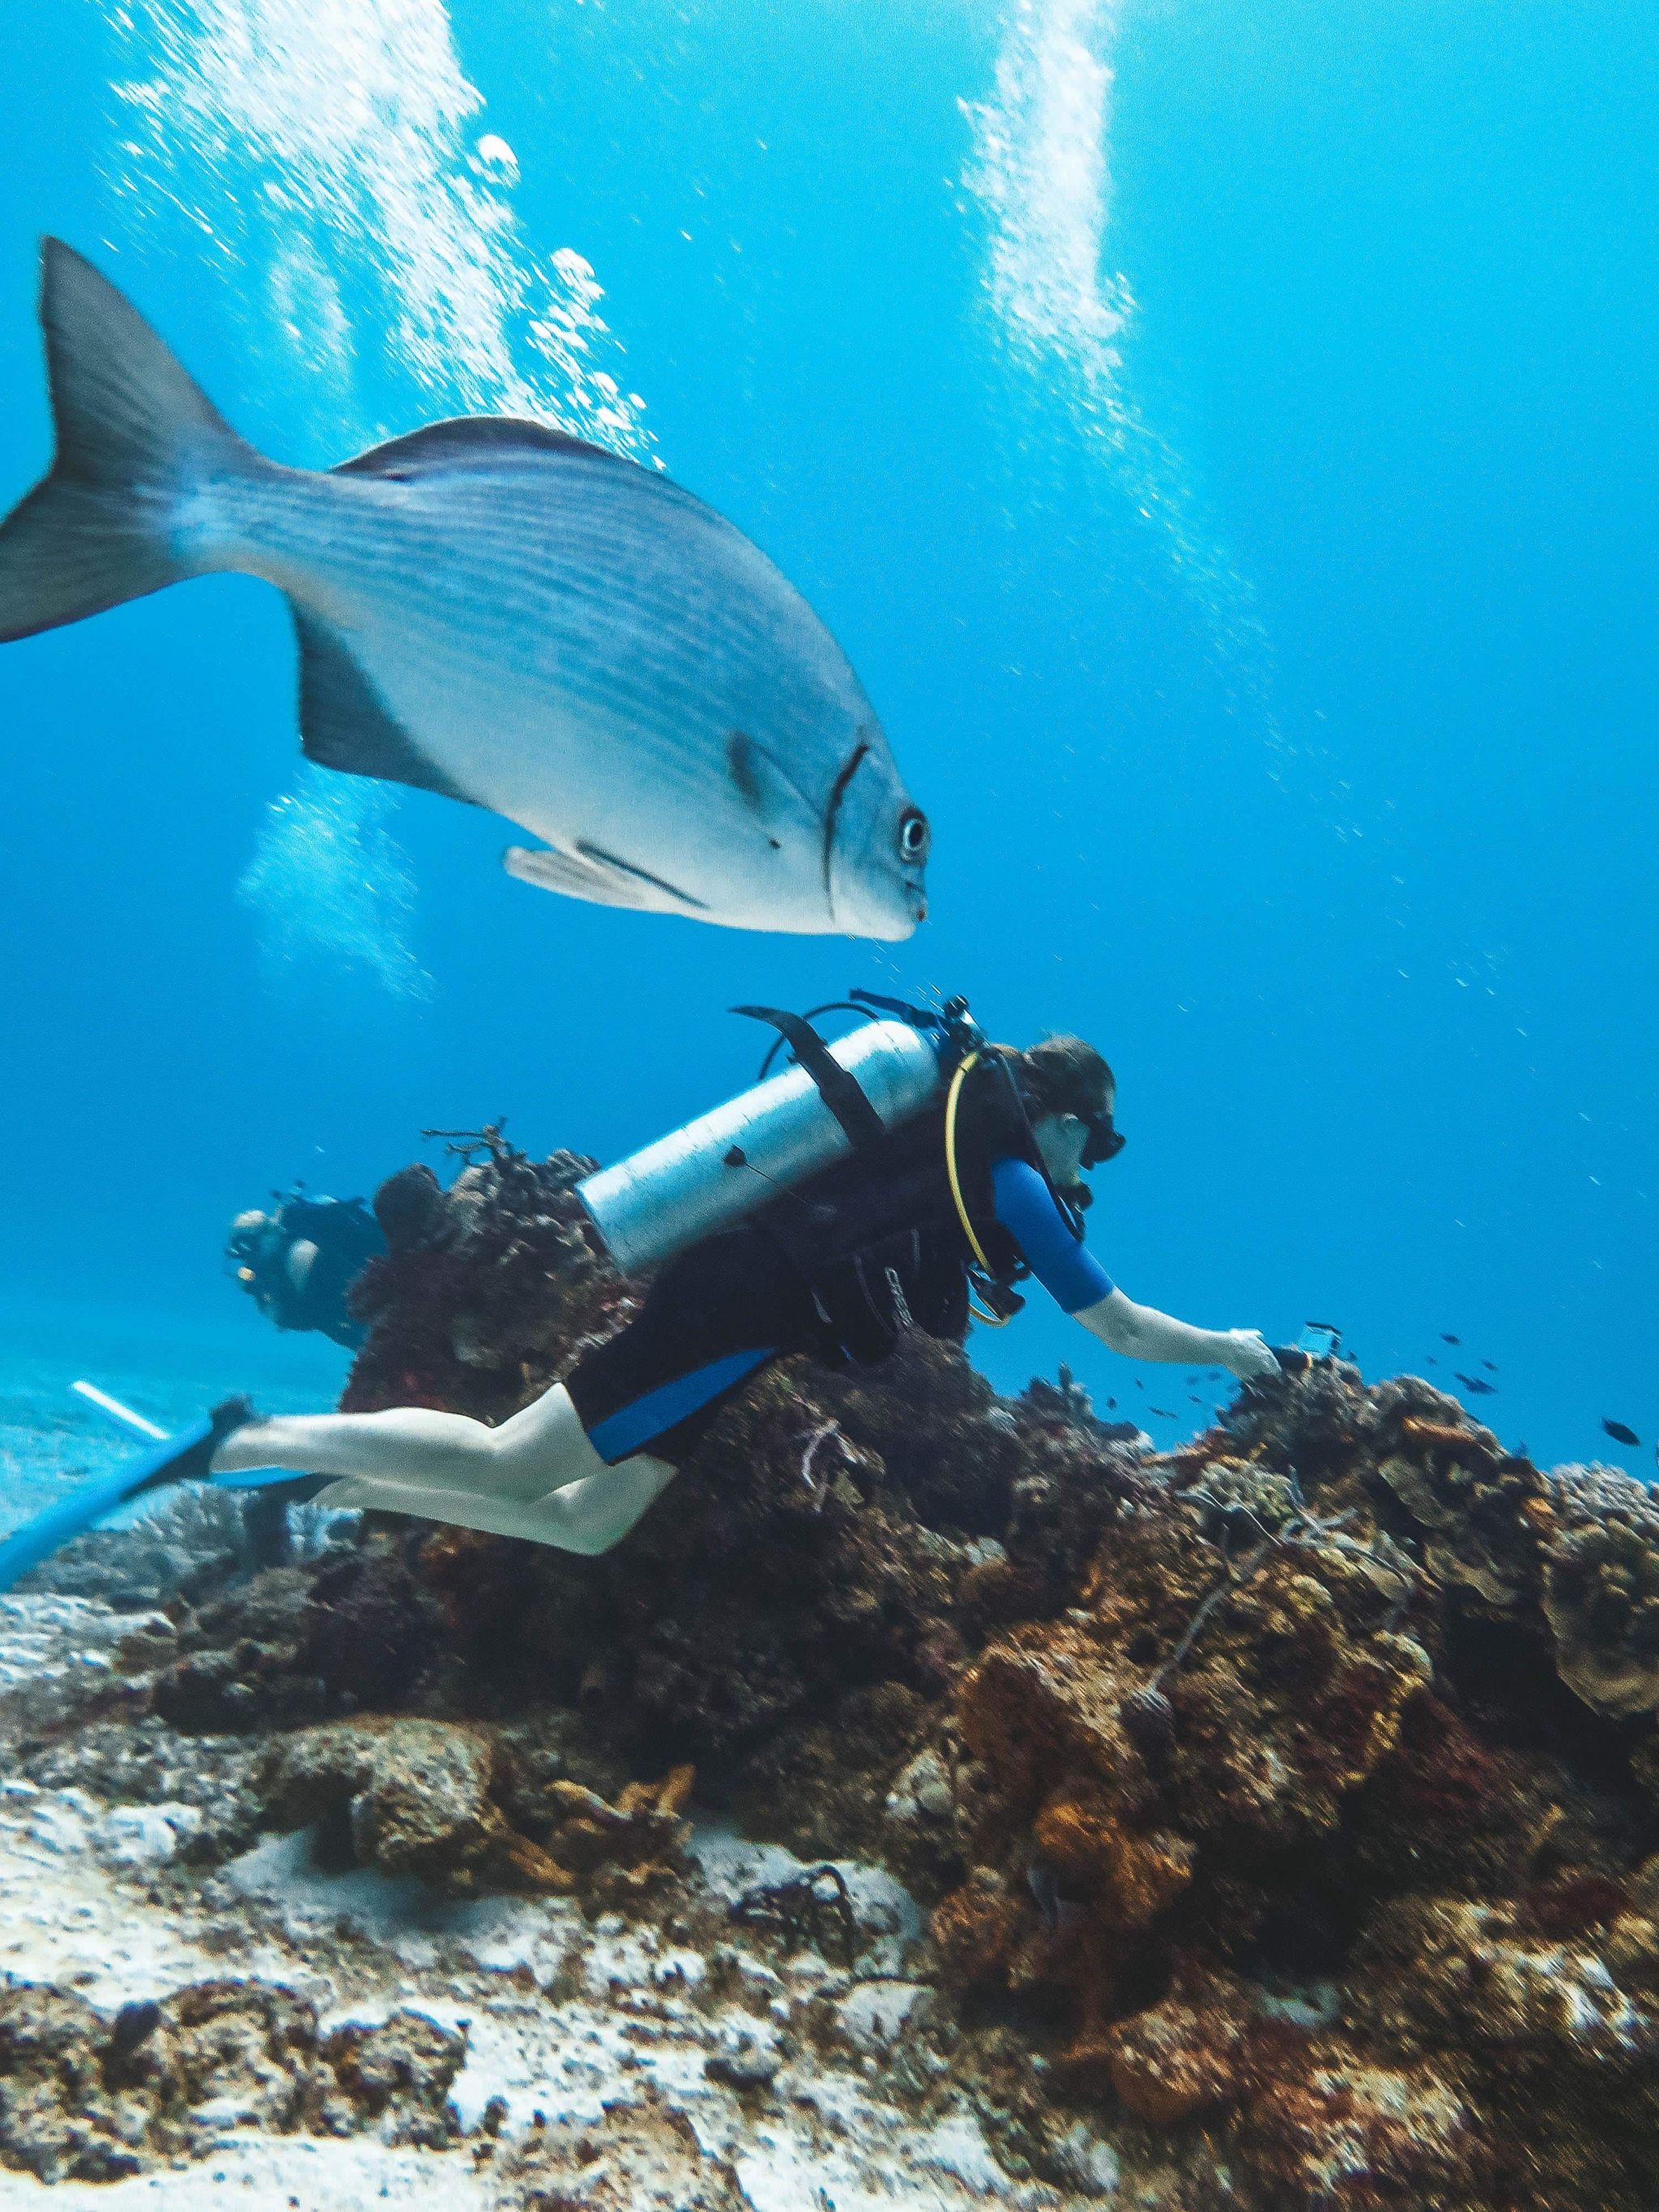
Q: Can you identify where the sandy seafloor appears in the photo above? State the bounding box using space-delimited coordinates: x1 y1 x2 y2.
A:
0 1592 1094 2211
0 1319 1112 2210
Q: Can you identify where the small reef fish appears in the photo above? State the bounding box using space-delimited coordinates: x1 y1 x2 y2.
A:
1441 1333 1461 1345
1603 1420 1640 1448
1027 1858 1084 1936
1149 1407 1177 1420
1456 1374 1497 1396
1482 1359 1499 1372
0 241 929 940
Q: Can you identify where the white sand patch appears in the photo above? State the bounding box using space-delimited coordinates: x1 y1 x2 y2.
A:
0 1782 274 2009
0 2133 488 2207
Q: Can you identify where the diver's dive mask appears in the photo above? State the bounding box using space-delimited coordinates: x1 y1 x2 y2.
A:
224 1205 285 1298
1079 1111 1126 1170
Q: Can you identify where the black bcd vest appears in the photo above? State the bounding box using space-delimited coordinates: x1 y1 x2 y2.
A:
750 1068 1048 1367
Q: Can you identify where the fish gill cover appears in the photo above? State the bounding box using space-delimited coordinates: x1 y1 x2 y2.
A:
104 0 656 997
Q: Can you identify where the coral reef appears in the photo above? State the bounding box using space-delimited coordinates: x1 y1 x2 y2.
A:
16 1132 1659 2206
345 1131 629 1417
14 1481 343 1613
148 1542 450 1733
1542 1463 1659 1716
922 1361 1659 2208
493 2085 745 2209
258 1715 696 1905
0 1976 463 2181
261 1715 571 1892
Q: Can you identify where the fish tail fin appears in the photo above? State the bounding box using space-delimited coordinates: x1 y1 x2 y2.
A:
0 238 262 642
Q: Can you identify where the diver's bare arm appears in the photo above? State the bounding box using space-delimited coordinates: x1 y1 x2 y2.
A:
1076 1288 1276 1379
210 1381 603 1502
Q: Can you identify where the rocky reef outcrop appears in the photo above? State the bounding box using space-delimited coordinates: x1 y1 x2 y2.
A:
0 1976 464 2182
11 1130 1659 2208
923 1367 1659 2209
258 1711 695 1906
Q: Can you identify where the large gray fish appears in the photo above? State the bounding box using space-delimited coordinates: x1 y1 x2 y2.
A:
0 241 930 938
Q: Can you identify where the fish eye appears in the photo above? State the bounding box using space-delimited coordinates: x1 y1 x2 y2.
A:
898 808 930 863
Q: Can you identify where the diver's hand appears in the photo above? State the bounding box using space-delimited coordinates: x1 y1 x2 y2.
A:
1219 1328 1277 1381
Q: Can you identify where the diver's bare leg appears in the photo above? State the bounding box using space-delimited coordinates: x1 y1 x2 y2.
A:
211 1382 605 1502
312 1455 678 1557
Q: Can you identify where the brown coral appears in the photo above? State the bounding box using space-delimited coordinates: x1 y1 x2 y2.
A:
931 1869 1026 1993
533 1763 694 1907
260 1715 572 1893
1102 1969 1256 2122
1542 1464 1659 1716
1235 2054 1489 2210
345 1132 631 1420
923 1362 1659 2209
257 1715 697 1905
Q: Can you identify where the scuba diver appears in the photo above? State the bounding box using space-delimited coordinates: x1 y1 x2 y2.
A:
226 1190 386 1349
200 994 1278 1556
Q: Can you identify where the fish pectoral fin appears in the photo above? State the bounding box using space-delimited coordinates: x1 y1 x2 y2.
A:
293 607 479 807
502 842 672 910
725 728 812 827
503 842 705 914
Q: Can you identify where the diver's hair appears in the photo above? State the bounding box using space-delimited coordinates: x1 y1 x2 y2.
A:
1011 1034 1115 1123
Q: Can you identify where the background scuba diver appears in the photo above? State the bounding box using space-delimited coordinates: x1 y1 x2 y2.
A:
227 1191 386 1349
211 1030 1279 1553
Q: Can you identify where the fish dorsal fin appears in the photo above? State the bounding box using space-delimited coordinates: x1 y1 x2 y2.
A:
332 416 637 481
503 842 705 914
293 607 478 807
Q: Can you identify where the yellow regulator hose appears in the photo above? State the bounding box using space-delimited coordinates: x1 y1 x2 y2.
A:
944 1050 1011 1327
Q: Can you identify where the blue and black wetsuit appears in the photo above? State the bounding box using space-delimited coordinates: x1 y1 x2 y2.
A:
247 1196 386 1349
565 1123 1113 1467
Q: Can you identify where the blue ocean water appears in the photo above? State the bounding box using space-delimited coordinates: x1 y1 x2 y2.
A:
0 0 1654 1528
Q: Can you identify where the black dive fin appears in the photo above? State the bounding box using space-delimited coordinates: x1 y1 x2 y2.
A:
294 610 478 805
0 239 258 642
0 1397 253 1596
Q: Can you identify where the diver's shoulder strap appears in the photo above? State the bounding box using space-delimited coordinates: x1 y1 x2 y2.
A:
731 1006 887 1150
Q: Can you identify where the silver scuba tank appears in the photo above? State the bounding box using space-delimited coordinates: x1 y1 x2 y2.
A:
577 1016 949 1276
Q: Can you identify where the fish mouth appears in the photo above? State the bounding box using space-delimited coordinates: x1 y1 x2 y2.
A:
856 898 923 944
825 865 928 941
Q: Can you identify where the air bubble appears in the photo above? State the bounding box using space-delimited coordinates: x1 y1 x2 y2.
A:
472 132 518 186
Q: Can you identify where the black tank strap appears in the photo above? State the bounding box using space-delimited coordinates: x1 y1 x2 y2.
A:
731 1005 886 1150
